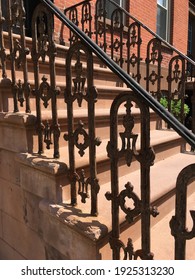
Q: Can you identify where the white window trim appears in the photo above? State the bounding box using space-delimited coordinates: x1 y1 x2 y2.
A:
157 0 171 42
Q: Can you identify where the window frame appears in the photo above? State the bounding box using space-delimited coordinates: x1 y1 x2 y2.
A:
106 0 127 26
156 0 171 42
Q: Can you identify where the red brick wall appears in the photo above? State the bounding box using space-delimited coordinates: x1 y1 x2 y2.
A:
171 0 189 54
53 0 189 59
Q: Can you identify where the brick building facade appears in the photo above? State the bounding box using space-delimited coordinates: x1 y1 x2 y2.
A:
23 0 193 58
51 0 191 55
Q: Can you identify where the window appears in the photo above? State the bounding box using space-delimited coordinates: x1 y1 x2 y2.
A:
188 19 193 55
106 0 127 24
156 0 170 41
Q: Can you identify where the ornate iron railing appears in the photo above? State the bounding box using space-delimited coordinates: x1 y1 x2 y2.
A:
62 0 195 136
0 0 194 259
7 0 31 113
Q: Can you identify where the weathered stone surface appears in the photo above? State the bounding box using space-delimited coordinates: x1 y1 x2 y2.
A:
45 243 68 260
0 211 2 239
22 191 43 233
0 178 24 223
2 212 45 260
39 200 108 260
0 78 12 112
17 153 68 203
0 239 25 260
0 112 36 153
0 150 20 185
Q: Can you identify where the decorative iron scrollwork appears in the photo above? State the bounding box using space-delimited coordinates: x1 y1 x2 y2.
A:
39 75 51 108
150 205 159 217
119 101 138 166
169 164 195 259
0 9 7 79
106 182 141 223
78 169 90 203
37 12 49 62
44 120 52 149
81 3 92 38
17 79 24 107
73 51 86 107
119 182 141 223
73 120 89 157
134 249 154 260
170 211 195 240
167 57 185 84
14 39 30 69
11 0 24 27
68 8 79 45
126 22 142 81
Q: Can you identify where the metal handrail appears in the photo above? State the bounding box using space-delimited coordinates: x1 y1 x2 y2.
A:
40 0 195 149
64 0 91 14
109 0 195 67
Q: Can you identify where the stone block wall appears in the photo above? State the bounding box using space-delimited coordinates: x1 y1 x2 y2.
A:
0 112 103 260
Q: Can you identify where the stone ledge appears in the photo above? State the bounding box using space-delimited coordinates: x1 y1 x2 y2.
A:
39 199 108 242
0 112 36 127
16 153 68 176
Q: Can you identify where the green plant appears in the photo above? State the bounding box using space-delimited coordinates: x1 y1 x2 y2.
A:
160 97 190 120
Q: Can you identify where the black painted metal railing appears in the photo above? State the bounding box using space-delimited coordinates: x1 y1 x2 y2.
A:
62 0 195 136
0 0 194 259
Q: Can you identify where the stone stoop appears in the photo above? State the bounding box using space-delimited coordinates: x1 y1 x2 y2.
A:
0 34 194 260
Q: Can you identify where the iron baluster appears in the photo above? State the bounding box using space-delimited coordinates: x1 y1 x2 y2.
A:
7 0 18 112
67 7 79 46
170 164 195 260
64 42 101 215
16 0 31 113
47 27 61 158
106 91 156 259
167 56 186 128
81 2 92 38
145 38 163 101
0 1 7 79
95 0 107 52
32 3 60 158
110 8 124 68
126 22 142 82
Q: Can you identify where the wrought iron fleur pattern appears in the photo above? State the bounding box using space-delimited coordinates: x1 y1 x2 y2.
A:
44 120 52 149
81 3 92 37
119 101 138 166
106 181 141 223
78 169 90 203
0 2 7 79
31 3 60 158
72 51 87 107
170 164 195 259
11 0 24 27
106 92 156 259
37 12 49 62
64 41 101 216
14 39 30 69
39 75 52 108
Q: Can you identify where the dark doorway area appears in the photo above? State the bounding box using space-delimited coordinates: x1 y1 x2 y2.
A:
24 0 54 37
24 0 40 37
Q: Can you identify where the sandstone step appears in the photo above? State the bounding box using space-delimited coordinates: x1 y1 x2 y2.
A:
35 129 188 201
0 77 129 113
30 106 158 152
2 32 124 89
37 152 195 260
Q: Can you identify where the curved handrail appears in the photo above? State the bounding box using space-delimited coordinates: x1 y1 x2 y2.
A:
64 0 91 14
109 0 195 67
41 0 195 149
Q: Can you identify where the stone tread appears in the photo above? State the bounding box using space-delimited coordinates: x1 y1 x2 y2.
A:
38 152 195 251
41 129 184 168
